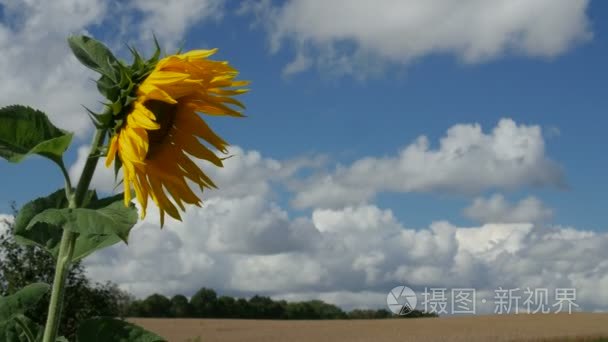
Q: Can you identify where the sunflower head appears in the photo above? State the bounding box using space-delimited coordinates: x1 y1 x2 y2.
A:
100 44 248 226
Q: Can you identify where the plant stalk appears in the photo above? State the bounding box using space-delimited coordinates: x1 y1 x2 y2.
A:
42 127 107 342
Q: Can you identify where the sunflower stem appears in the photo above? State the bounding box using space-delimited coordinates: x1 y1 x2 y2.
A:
42 127 107 342
73 128 107 205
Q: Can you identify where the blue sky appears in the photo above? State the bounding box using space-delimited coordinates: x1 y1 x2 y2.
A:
1 0 608 312
2 0 606 230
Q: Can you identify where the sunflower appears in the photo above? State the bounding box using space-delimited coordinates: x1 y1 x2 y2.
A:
104 49 248 226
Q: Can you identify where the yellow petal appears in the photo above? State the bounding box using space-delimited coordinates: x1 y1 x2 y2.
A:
105 135 119 167
181 48 218 60
145 71 190 85
129 104 161 130
138 85 178 104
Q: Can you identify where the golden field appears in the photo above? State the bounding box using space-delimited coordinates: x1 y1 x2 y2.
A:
131 313 608 342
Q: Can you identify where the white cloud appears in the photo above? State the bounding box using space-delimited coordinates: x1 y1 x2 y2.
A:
71 143 604 312
242 0 592 77
131 0 224 50
0 215 14 264
84 197 608 312
292 118 565 209
0 214 12 236
464 194 554 224
0 0 107 136
282 52 313 77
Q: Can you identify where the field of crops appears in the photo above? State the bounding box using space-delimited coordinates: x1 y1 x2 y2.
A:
130 313 608 342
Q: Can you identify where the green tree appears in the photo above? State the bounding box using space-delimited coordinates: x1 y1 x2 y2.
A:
307 300 346 319
190 287 217 317
127 300 145 317
215 296 236 318
140 294 172 317
248 295 286 319
170 294 192 317
234 298 251 318
285 302 316 319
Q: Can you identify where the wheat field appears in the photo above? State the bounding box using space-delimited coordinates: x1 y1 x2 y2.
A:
130 313 608 342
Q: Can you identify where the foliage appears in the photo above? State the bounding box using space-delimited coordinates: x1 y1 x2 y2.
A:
0 283 50 341
0 106 72 166
190 288 217 318
127 287 437 320
77 318 164 342
0 210 134 340
14 190 136 263
169 295 192 318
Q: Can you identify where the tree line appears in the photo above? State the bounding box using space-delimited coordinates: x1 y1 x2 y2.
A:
127 288 436 320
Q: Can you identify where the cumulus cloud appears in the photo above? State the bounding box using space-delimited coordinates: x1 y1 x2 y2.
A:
0 0 107 136
0 214 12 236
26 141 608 312
292 118 565 209
84 199 608 312
464 194 554 224
242 0 592 77
131 0 224 49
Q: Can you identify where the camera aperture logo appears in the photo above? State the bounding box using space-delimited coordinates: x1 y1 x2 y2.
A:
387 286 418 315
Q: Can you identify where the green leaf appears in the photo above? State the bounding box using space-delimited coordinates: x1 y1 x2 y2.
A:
0 283 50 323
68 35 119 81
0 106 73 165
0 315 46 342
0 317 41 342
13 189 68 253
26 199 137 243
14 190 136 262
71 234 123 262
77 318 166 342
3 315 42 342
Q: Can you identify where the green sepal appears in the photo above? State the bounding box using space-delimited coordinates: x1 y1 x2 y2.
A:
117 64 132 89
68 35 119 81
111 100 123 115
127 44 145 70
0 106 73 166
151 34 162 63
96 75 120 103
113 154 123 181
83 106 112 129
